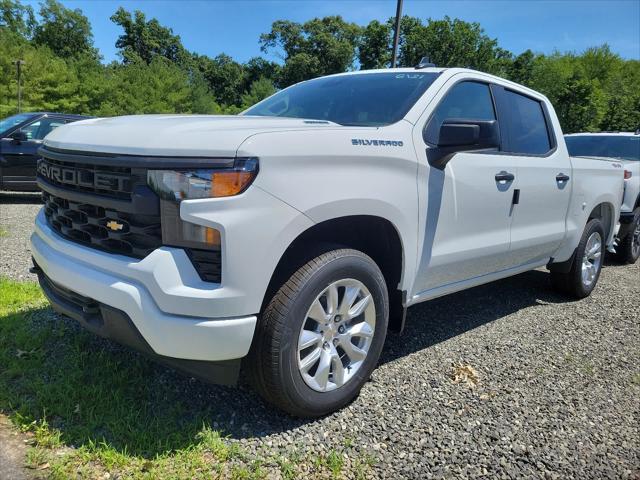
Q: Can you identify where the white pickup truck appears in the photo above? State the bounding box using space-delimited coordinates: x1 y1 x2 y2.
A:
565 132 640 264
31 68 624 417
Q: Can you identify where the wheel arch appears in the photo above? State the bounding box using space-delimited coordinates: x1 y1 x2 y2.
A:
260 215 407 333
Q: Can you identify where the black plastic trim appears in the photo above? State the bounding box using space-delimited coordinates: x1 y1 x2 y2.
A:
38 176 160 215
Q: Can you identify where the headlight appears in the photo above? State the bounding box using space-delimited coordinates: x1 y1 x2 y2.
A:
147 157 258 200
145 158 258 283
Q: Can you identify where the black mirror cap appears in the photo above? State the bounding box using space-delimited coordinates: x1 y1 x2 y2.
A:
10 130 28 142
438 123 480 147
427 119 500 169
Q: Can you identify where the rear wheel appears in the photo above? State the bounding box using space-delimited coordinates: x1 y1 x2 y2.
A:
551 218 605 299
615 209 640 265
248 248 388 417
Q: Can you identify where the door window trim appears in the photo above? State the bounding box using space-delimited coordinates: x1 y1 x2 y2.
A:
491 86 558 158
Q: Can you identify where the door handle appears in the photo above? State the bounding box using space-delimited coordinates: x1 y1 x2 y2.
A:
495 171 515 183
556 173 570 183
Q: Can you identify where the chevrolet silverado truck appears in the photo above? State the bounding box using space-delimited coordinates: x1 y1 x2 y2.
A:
31 68 625 417
565 131 640 264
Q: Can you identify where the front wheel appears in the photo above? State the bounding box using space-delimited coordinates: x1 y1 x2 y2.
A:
551 218 605 299
247 248 388 417
615 209 640 265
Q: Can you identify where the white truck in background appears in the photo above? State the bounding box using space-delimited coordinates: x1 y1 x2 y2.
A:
31 67 625 417
566 132 640 264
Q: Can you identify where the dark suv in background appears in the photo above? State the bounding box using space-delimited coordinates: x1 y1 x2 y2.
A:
0 112 90 192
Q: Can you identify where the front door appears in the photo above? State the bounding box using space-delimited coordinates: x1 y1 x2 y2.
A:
412 80 518 294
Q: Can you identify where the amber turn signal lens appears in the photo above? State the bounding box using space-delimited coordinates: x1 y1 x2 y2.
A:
211 170 256 197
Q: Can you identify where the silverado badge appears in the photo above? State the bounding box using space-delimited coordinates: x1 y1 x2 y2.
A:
106 220 124 231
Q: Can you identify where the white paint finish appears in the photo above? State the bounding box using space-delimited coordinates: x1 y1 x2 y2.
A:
237 120 419 292
34 67 626 363
411 152 516 293
30 226 257 361
507 106 573 265
33 183 313 319
565 133 639 214
44 115 341 157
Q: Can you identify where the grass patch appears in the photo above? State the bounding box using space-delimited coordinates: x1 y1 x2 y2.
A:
0 227 8 238
0 276 375 478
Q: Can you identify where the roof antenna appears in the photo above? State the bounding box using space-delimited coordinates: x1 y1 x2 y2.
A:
415 56 435 69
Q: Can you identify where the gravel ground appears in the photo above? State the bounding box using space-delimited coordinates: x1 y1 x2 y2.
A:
1 192 639 479
0 191 42 281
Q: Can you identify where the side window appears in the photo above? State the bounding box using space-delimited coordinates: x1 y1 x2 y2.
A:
20 118 65 140
425 81 496 144
502 90 552 155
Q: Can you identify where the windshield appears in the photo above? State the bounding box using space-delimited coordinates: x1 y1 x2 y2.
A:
243 72 440 126
565 135 640 161
0 113 36 136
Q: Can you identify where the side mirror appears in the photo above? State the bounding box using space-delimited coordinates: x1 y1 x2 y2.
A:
9 130 28 143
427 118 500 169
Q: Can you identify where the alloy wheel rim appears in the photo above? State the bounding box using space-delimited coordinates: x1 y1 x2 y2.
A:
581 232 602 287
297 279 376 392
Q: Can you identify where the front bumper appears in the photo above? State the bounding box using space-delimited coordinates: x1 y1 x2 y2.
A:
31 209 257 365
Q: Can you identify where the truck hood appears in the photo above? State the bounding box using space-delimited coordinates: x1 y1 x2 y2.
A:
43 115 339 157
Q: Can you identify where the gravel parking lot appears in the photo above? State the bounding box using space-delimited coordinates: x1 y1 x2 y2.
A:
1 191 639 479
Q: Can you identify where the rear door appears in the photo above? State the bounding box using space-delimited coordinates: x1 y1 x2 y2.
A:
412 79 519 293
494 87 572 264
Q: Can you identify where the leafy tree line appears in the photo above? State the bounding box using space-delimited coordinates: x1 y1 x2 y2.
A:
1 0 638 132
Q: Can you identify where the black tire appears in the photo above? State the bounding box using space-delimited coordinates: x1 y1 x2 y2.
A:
551 218 605 299
247 248 388 417
615 209 640 265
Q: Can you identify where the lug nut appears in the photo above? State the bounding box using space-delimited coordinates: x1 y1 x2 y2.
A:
333 338 339 346
334 315 342 323
323 342 330 350
338 325 345 334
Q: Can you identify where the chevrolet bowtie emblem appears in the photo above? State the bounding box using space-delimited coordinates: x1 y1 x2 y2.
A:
106 220 124 231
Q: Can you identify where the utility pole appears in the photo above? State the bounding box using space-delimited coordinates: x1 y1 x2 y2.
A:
391 0 403 68
15 60 26 113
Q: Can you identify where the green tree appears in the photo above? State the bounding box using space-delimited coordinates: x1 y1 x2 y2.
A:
260 16 360 86
358 20 391 69
243 56 280 91
196 53 245 106
398 16 512 75
0 0 35 38
33 0 96 60
240 77 276 109
110 7 187 65
507 49 536 86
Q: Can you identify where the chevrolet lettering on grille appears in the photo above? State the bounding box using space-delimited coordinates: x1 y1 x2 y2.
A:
37 159 129 192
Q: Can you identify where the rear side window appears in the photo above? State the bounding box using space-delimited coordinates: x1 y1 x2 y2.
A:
502 90 552 155
425 81 496 144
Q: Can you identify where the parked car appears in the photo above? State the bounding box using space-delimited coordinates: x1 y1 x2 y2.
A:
0 112 90 192
30 68 625 417
565 132 640 264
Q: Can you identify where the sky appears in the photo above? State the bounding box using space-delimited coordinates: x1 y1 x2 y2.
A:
23 0 640 63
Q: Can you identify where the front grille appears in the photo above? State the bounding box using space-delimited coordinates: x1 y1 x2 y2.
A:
37 156 140 200
43 191 162 258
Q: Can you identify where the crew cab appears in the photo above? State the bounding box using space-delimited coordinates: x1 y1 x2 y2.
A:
565 131 640 264
30 68 624 417
0 112 90 191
